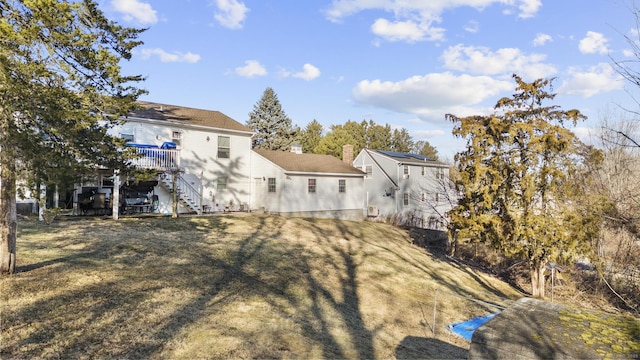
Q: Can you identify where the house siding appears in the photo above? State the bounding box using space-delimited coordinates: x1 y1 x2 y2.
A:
354 149 454 229
250 151 365 221
110 114 253 213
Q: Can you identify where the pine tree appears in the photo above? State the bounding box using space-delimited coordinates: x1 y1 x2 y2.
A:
390 128 414 153
314 124 357 159
246 87 298 150
446 75 595 298
0 0 145 274
413 140 439 160
363 120 392 151
300 119 323 153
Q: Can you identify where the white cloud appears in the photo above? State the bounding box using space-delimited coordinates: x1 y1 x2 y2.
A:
558 63 623 97
579 31 609 55
352 72 513 118
235 60 267 78
533 33 552 47
371 18 445 42
325 0 541 43
293 64 321 81
214 0 249 29
111 0 157 25
464 20 479 33
517 0 541 19
441 44 557 79
413 129 446 138
138 48 200 63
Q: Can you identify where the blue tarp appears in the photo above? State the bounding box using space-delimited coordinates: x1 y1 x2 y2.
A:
126 143 159 149
447 312 499 340
161 141 177 149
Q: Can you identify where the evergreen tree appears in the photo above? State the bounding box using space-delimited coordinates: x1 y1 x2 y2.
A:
0 0 145 274
390 128 414 152
413 140 439 160
446 75 595 298
314 125 357 159
364 120 392 151
246 87 298 150
300 119 323 153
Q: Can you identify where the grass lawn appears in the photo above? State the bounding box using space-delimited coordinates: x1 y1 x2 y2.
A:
1 214 522 359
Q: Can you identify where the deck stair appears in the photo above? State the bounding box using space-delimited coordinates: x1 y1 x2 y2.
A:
159 172 201 214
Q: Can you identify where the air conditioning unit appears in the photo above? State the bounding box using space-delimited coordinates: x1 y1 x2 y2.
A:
403 174 410 179
367 205 379 217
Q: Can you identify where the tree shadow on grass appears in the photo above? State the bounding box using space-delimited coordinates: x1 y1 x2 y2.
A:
406 227 521 303
4 215 522 359
4 215 382 359
396 336 468 359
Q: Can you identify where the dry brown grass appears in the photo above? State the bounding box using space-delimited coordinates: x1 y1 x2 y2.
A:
1 214 523 359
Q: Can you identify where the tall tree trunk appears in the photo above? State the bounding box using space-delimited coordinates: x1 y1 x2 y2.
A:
530 261 546 298
1 150 17 274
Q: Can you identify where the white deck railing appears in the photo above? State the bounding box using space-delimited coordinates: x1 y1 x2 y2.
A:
129 148 180 170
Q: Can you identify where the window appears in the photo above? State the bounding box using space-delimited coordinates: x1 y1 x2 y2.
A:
217 177 227 190
338 179 346 193
435 167 444 180
434 193 440 202
421 167 425 176
268 178 276 193
121 126 134 142
403 192 409 206
218 136 230 159
172 131 182 146
421 192 426 202
365 165 372 177
403 165 409 175
308 178 316 193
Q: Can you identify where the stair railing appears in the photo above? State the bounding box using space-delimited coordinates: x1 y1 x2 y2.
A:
175 174 201 214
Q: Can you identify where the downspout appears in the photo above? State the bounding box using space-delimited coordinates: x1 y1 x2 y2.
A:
397 163 400 213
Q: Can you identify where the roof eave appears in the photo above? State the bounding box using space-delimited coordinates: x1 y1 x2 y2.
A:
284 171 365 177
122 116 255 136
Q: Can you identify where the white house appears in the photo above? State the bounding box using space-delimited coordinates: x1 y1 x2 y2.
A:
70 101 255 216
250 145 366 220
17 101 455 229
353 149 454 229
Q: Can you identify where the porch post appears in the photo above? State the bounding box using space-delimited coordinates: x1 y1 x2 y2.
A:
112 170 120 220
172 170 178 218
38 183 45 221
53 185 60 208
199 171 204 215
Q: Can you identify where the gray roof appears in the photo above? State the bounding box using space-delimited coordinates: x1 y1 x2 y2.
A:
127 101 252 133
254 149 366 175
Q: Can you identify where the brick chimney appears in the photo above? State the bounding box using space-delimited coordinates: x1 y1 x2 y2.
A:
342 144 354 165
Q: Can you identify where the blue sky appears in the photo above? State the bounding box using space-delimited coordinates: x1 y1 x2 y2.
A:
102 0 639 160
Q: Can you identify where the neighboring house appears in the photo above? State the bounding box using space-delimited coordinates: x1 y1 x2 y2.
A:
250 145 366 221
83 101 254 215
353 149 454 229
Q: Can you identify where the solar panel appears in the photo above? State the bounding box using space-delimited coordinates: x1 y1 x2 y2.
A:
377 150 433 161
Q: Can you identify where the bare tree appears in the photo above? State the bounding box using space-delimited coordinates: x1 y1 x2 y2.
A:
408 165 460 255
610 5 640 148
